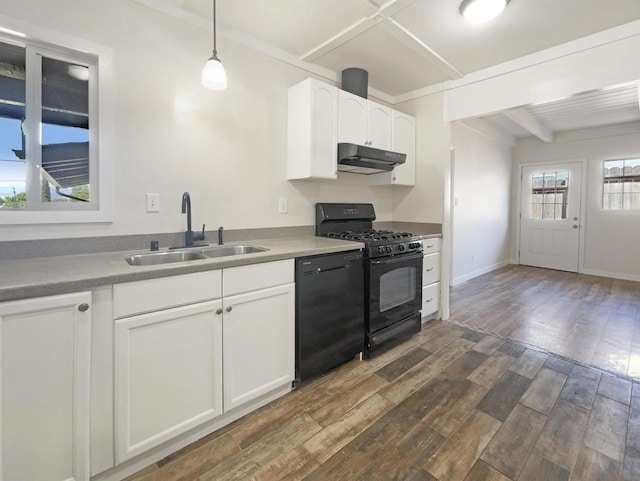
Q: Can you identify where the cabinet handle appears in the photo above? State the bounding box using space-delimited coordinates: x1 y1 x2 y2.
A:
425 298 434 303
426 267 434 272
426 244 434 248
78 303 90 312
216 308 223 315
226 306 233 312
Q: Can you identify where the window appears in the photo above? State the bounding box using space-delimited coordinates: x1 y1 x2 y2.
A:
530 170 569 220
603 159 640 210
0 36 97 212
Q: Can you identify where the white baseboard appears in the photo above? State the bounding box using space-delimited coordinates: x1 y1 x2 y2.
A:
581 268 640 282
452 260 510 286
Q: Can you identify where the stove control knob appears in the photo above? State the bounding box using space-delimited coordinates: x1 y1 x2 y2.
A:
377 246 385 254
398 244 405 251
386 246 392 253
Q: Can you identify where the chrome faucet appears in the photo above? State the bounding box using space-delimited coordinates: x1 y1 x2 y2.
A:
181 192 205 247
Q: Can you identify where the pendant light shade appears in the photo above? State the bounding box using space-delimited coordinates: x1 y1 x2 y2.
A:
460 0 509 24
202 0 227 90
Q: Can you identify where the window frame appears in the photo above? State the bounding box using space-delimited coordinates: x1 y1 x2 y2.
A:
0 15 113 224
602 158 640 212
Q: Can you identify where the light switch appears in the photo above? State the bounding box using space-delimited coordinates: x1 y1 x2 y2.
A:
278 197 288 214
146 193 160 213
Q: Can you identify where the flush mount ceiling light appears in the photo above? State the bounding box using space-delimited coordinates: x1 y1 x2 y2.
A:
201 0 227 90
460 0 510 24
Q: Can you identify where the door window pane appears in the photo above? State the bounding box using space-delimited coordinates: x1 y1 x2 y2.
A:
530 170 569 220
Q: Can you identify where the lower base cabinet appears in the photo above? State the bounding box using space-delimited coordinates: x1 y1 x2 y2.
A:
223 284 295 410
114 300 224 462
0 292 92 481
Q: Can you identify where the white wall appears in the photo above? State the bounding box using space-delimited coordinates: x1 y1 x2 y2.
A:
514 122 640 280
451 122 513 285
0 0 393 241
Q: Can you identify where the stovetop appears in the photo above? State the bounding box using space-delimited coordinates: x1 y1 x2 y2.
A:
315 203 423 258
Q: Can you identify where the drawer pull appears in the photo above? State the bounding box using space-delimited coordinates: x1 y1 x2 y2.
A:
425 298 434 303
426 267 434 272
426 244 435 248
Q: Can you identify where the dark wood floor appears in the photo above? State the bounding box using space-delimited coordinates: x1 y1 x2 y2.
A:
449 265 640 381
126 319 640 481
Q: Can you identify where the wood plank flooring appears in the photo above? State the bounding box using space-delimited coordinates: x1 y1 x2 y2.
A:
450 265 640 381
125 319 640 481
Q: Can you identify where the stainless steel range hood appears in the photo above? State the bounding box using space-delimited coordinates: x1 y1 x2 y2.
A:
337 143 406 175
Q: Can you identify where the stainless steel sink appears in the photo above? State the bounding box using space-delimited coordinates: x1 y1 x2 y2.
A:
199 245 269 258
125 250 208 266
125 245 269 266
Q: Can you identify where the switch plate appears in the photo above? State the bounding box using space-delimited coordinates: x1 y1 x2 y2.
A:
146 193 160 213
278 197 288 214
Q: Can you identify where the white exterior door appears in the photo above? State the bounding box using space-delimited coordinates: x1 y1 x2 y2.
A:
519 162 583 272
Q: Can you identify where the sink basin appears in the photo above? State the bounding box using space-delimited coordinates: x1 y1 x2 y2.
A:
199 245 269 258
125 245 269 266
125 250 208 266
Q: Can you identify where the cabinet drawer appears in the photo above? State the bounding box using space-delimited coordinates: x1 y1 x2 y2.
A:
223 260 294 297
422 237 441 255
421 283 440 317
423 253 440 286
113 270 222 319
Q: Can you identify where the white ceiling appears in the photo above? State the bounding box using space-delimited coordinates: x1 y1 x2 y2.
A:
139 0 640 140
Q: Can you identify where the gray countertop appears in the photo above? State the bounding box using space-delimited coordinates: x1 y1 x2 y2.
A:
0 236 365 302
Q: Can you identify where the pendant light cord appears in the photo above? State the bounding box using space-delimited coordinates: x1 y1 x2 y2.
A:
212 0 217 55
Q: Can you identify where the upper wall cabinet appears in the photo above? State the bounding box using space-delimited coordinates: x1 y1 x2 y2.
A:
287 78 415 185
337 90 392 150
371 111 416 186
287 78 338 180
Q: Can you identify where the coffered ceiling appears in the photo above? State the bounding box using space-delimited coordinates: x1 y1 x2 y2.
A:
135 0 640 139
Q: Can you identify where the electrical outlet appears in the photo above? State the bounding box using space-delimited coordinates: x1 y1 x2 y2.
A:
278 197 288 214
146 193 160 213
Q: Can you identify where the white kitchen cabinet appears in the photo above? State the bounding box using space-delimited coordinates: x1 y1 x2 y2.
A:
371 111 416 186
337 89 392 150
421 238 442 320
114 300 223 462
221 260 295 411
0 292 92 481
287 78 338 180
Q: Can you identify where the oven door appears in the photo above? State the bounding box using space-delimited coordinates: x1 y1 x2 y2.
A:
367 251 423 333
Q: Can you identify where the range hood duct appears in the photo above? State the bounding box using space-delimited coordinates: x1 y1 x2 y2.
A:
337 143 406 175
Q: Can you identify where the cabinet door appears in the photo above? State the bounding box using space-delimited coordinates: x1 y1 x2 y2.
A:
337 89 367 145
223 284 294 411
390 111 415 185
1 292 91 481
287 78 338 180
115 300 223 461
368 101 392 150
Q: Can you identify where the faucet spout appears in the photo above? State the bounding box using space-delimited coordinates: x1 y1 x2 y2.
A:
181 192 193 246
180 192 205 247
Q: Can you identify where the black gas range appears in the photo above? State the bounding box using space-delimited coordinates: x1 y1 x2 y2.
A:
316 203 423 358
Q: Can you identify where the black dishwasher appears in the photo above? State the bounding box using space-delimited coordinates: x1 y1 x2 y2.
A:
295 250 364 386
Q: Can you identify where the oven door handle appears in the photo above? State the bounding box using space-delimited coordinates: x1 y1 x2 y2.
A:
317 264 350 273
370 251 423 265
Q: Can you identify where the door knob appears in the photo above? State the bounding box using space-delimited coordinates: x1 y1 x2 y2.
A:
78 303 89 312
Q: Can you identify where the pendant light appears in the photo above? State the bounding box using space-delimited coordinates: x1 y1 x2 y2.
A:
460 0 510 24
201 0 227 90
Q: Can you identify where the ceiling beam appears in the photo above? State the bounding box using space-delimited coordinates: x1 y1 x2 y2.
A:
501 107 555 143
300 17 379 62
381 18 464 79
